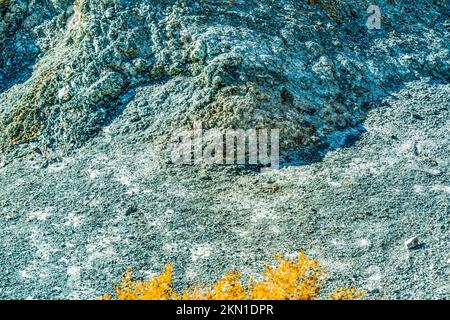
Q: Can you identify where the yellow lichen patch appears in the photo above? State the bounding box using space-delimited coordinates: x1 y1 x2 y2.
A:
103 251 364 300
10 125 41 144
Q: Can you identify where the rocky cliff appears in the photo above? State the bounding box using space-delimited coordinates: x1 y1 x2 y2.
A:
0 0 448 299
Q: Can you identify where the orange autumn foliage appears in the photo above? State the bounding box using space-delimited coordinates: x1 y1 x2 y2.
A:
102 251 364 300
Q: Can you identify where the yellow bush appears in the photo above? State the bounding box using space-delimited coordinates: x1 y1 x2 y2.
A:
102 251 364 300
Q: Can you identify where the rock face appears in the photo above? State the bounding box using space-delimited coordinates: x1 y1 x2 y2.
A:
0 0 449 300
1 0 448 160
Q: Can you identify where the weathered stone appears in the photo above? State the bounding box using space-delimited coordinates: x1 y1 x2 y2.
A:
0 1 448 160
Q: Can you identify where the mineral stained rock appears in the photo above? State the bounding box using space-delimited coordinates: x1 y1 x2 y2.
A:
1 0 448 160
